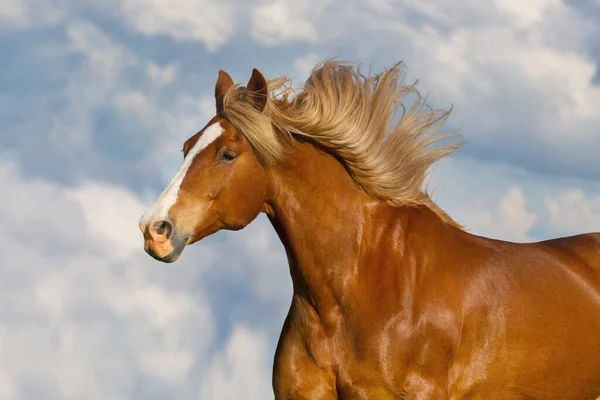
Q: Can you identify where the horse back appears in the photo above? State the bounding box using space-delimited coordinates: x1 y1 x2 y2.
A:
538 231 600 287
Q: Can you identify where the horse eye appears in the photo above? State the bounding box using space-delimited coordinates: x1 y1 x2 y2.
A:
220 150 238 162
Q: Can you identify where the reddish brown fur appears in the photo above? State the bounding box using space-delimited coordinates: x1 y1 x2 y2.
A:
140 68 600 399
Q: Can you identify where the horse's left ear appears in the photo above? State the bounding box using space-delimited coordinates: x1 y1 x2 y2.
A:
246 68 268 112
215 69 234 114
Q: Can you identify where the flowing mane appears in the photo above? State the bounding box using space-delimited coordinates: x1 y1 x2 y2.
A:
221 59 463 226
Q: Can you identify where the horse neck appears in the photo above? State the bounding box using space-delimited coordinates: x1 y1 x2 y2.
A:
264 139 384 321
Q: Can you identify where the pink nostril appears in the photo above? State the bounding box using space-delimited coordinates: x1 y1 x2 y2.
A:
149 220 173 242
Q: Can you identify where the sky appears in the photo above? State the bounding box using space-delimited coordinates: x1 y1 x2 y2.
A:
1 0 600 399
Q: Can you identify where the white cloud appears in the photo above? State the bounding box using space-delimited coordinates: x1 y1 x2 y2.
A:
199 325 273 400
64 183 147 260
0 369 17 399
67 21 136 82
1 0 236 50
545 189 600 235
494 0 560 28
0 0 67 28
0 0 28 23
464 186 537 242
117 0 235 51
146 63 179 86
390 1 598 110
251 0 335 46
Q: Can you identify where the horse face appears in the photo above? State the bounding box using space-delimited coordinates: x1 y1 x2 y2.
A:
139 70 271 263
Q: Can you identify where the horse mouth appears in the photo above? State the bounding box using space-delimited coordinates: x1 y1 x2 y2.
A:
145 235 189 263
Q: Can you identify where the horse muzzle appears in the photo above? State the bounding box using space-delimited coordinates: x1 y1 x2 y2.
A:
139 218 189 263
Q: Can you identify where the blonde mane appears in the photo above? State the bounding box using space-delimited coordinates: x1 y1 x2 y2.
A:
221 60 463 226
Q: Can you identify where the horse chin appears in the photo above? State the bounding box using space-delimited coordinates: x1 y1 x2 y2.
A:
145 234 189 264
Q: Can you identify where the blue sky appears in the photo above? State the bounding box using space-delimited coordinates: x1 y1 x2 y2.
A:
1 0 600 398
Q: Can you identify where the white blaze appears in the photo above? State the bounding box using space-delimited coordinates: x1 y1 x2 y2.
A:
140 122 224 226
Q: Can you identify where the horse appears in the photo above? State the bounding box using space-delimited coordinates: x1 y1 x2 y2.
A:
138 60 600 399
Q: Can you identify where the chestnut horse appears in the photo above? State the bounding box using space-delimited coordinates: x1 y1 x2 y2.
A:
139 61 600 399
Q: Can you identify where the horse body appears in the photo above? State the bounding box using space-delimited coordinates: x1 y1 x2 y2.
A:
268 139 600 399
138 60 600 399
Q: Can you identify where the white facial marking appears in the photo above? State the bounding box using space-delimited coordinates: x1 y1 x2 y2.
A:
140 122 224 227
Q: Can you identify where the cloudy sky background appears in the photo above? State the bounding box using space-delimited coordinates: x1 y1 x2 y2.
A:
1 0 600 398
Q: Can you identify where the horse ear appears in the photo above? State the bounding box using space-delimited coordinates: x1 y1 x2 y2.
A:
246 68 268 112
215 69 234 114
